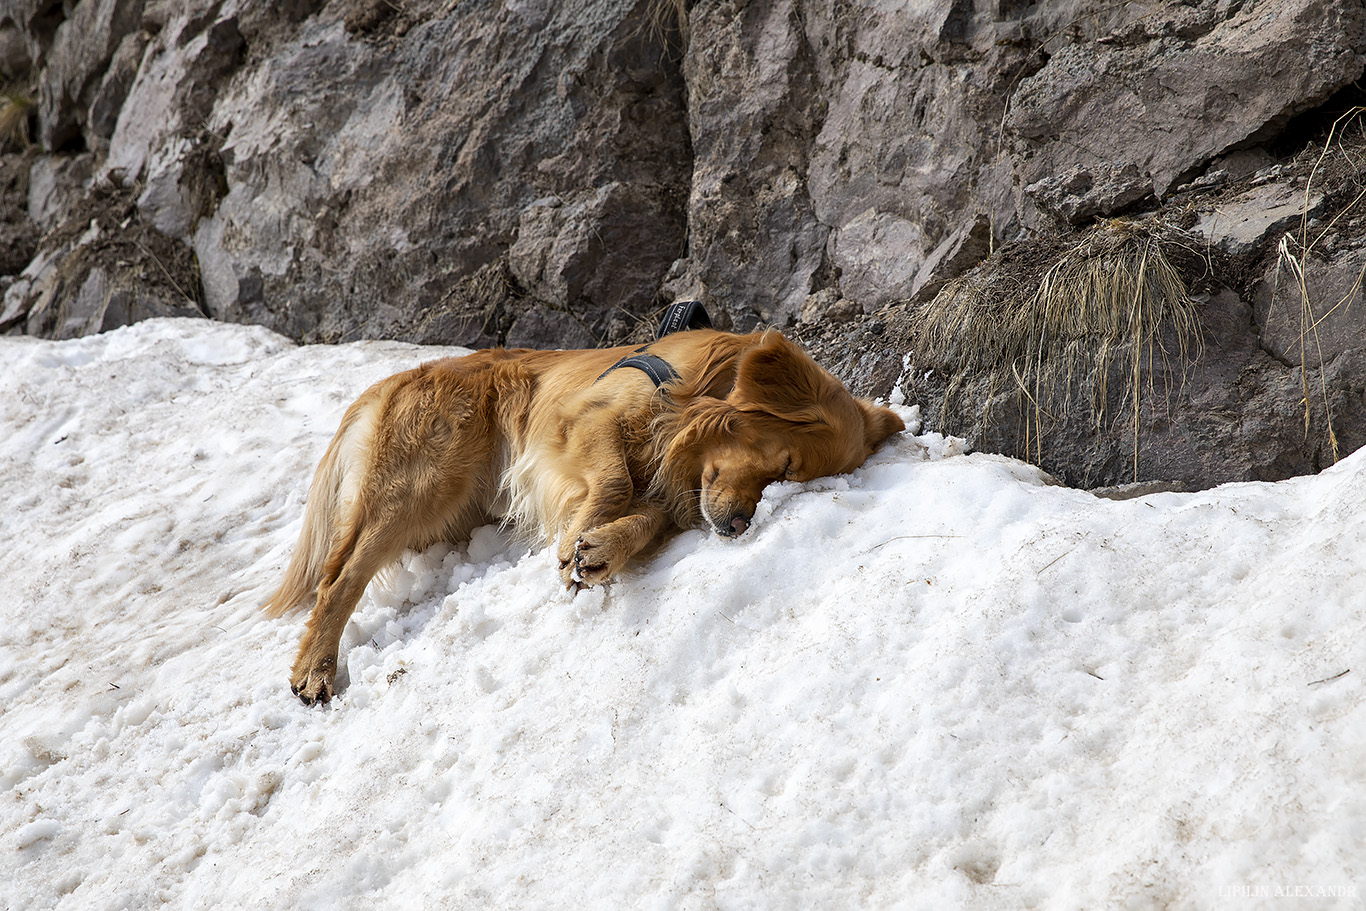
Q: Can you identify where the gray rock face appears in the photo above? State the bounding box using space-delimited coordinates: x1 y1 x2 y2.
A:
1254 246 1366 367
3 0 1366 489
192 0 688 348
1007 0 1366 197
670 0 829 330
37 0 145 152
1193 182 1325 257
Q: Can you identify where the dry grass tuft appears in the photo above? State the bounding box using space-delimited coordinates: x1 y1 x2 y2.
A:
1272 106 1366 465
912 218 1204 476
0 88 35 151
643 0 689 50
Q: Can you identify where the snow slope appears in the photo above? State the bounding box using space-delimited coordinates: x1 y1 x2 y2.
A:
1 319 1362 910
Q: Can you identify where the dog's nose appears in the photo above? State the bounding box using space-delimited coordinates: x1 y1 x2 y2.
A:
724 514 750 537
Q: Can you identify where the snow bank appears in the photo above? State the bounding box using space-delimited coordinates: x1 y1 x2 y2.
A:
2 319 1361 909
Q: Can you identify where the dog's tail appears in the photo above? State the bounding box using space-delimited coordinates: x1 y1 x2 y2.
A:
263 399 374 617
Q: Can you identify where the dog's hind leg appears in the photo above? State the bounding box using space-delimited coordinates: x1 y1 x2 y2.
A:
284 375 498 704
289 515 410 705
288 469 493 705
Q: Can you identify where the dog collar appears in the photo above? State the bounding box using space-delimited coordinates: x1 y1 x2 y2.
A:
656 300 712 337
596 351 678 387
594 301 712 388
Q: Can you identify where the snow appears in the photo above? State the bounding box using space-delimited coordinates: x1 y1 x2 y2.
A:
2 318 1363 910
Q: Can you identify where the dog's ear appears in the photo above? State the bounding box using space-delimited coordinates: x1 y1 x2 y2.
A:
728 331 826 421
858 399 905 451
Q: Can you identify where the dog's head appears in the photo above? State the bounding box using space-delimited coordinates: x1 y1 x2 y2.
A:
678 331 904 538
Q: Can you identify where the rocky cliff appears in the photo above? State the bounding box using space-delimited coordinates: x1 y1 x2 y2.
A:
2 0 1364 488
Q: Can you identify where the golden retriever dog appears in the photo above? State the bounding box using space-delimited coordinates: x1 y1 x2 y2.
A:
265 325 904 704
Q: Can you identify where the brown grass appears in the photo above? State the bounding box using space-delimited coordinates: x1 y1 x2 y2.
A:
912 218 1204 477
643 0 689 50
1272 106 1366 465
0 89 35 152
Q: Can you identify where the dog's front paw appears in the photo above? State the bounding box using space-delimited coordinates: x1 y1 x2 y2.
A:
557 542 599 592
558 532 621 591
290 654 336 707
557 535 617 592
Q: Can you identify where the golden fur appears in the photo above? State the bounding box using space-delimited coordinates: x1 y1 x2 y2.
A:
265 328 904 704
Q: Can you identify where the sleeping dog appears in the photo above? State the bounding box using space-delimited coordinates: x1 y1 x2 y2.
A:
266 306 903 704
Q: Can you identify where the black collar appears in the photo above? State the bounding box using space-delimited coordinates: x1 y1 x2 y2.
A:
594 301 711 388
655 299 711 337
596 350 678 387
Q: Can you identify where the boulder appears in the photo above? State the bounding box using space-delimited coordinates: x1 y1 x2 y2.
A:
908 214 994 304
1025 163 1153 227
27 152 94 230
1193 182 1325 257
1008 0 1366 200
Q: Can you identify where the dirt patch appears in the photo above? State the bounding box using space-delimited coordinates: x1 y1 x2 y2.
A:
10 176 204 336
343 0 430 42
44 179 201 303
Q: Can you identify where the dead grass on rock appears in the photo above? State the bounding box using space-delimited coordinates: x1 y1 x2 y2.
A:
910 218 1205 476
0 88 34 152
642 0 689 51
15 178 205 336
1271 106 1366 465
